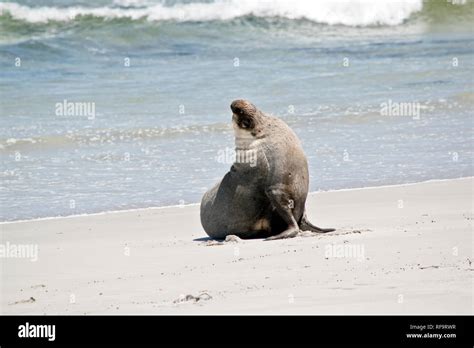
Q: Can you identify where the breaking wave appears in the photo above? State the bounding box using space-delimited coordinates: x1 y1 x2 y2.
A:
0 0 424 26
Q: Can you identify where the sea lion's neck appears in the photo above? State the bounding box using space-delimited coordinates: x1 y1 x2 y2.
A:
233 123 265 150
232 129 261 169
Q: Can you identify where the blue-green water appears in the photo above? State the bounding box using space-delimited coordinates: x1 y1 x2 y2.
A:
0 0 473 221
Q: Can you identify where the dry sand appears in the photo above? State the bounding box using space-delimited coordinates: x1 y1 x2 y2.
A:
1 177 472 314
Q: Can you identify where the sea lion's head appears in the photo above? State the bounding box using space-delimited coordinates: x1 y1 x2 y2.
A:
231 99 264 137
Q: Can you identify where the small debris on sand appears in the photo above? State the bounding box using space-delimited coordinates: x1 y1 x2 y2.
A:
9 297 36 305
224 235 241 243
173 292 212 304
204 235 241 245
31 284 46 289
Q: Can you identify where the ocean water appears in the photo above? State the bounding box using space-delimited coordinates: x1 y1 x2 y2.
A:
0 0 473 221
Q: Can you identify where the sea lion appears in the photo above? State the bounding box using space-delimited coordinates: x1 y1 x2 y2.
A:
200 99 334 240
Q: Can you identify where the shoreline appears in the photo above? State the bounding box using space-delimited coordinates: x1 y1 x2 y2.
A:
1 177 472 314
2 175 472 225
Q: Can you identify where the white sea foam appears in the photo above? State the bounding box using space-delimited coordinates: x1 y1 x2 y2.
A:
0 0 423 26
1 177 471 224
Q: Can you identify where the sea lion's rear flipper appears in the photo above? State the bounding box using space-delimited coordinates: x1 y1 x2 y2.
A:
299 212 335 233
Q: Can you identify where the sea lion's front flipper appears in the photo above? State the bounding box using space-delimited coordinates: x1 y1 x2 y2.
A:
299 212 335 233
264 229 299 241
264 187 300 241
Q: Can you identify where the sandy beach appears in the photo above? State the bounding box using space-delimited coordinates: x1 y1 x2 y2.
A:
1 177 472 315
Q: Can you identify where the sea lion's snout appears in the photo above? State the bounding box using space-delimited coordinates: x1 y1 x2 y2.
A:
231 99 258 130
